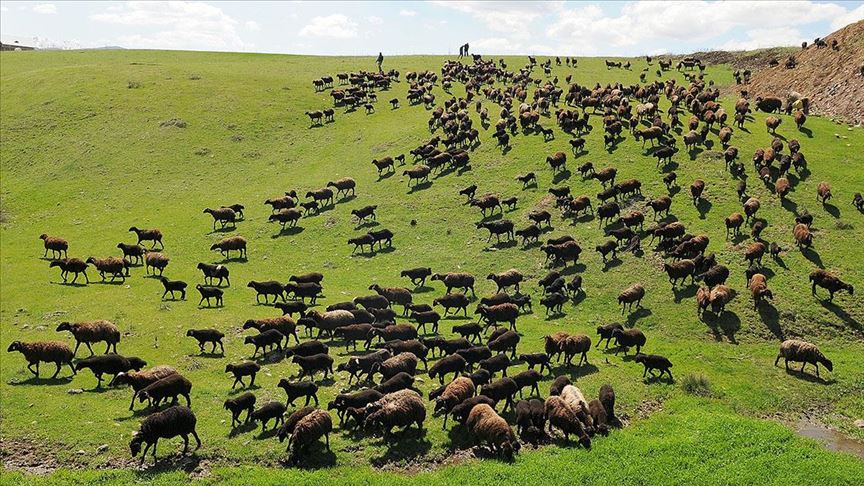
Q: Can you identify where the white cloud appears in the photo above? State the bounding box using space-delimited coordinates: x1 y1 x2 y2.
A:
719 27 803 51
432 1 561 39
1 5 9 13
244 20 260 31
298 14 358 39
830 4 864 30
32 3 56 14
399 9 417 17
472 37 523 54
91 2 250 51
365 15 383 25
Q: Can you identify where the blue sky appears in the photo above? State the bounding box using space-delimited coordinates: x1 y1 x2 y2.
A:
1 1 862 55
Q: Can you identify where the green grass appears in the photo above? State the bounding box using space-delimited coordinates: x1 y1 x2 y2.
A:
1 50 862 483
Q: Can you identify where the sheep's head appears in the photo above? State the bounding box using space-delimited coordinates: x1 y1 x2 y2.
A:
56 322 72 332
129 432 144 456
243 336 255 345
224 364 234 373
39 234 48 240
7 341 22 353
186 329 196 337
128 357 147 371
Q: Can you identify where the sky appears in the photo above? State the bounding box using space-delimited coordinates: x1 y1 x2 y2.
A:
1 1 863 56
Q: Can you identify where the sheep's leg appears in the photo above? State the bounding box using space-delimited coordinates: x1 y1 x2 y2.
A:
182 435 190 454
86 342 95 356
139 443 151 465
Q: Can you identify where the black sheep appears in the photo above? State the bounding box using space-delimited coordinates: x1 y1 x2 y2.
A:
224 392 256 427
634 353 673 380
130 406 200 465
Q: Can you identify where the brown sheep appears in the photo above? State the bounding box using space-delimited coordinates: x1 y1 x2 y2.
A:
6 341 76 379
86 256 128 282
49 258 90 284
466 403 520 459
128 226 164 249
709 285 734 313
211 236 247 259
809 269 853 301
817 182 832 204
775 339 832 377
748 273 773 308
144 251 169 276
775 178 790 200
544 396 591 448
39 234 68 259
725 213 744 238
696 287 711 317
434 376 475 428
618 283 645 313
114 365 178 411
203 207 236 230
690 179 705 205
369 284 413 315
56 320 121 356
287 409 332 462
793 223 812 250
765 116 782 134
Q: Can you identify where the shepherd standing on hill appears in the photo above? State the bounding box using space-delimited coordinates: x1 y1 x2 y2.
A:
459 43 470 57
376 52 384 73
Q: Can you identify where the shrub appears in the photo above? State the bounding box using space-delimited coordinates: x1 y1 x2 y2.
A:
681 373 716 397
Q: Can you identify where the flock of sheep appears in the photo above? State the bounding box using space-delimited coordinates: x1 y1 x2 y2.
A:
8 51 859 468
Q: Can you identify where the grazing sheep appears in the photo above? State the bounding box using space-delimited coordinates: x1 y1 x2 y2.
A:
74 354 146 387
428 353 467 385
251 401 287 432
203 207 236 230
544 396 591 448
49 258 90 284
596 323 624 349
634 353 673 380
433 293 471 317
56 320 120 356
6 341 76 379
286 409 332 462
86 256 128 282
115 365 178 411
466 403 520 459
225 361 262 389
197 262 230 286
809 270 853 301
487 269 523 294
293 353 334 381
284 282 322 304
599 384 617 424
588 399 609 436
137 373 192 408
327 177 356 198
144 251 169 276
765 116 782 134
186 329 225 354
512 369 542 398
129 406 200 465
709 285 734 313
817 182 832 204
39 234 68 259
775 339 833 377
400 267 432 287
373 352 419 382
210 236 247 259
434 376 475 428
618 284 645 313
853 193 864 211
128 226 164 249
158 276 187 300
375 372 419 395
364 390 426 437
196 285 224 307
224 392 256 427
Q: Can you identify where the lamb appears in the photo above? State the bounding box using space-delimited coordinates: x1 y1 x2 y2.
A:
269 208 302 229
143 251 169 276
708 285 734 314
854 193 864 211
634 353 673 380
369 283 413 314
809 270 854 301
328 389 384 423
75 354 146 387
793 223 813 250
284 282 322 304
618 283 645 313
114 365 178 410
612 328 647 354
348 234 375 253
411 310 441 334
265 195 296 212
49 258 90 284
588 399 609 436
775 339 833 377
39 234 68 259
516 172 537 188
137 373 192 408
599 384 617 425
487 269 523 294
6 341 76 379
540 292 567 315
186 329 225 354
428 353 467 385
129 406 200 465
275 300 309 317
197 262 230 286
224 392 256 427
246 280 286 304
544 396 591 448
433 293 470 317
128 226 164 248
158 276 187 300
243 316 299 344
203 207 236 230
817 182 832 204
56 320 120 356
433 376 475 428
292 353 334 381
250 401 287 432
466 404 521 459
285 409 332 462
401 267 432 287
196 285 224 307
364 389 426 437
277 379 319 407
86 256 128 282
225 361 261 389
210 236 247 259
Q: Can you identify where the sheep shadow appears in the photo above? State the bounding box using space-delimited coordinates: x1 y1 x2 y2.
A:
407 181 433 193
484 240 518 251
659 161 679 172
711 310 741 343
550 363 599 379
376 171 395 182
7 375 74 386
368 431 432 467
551 170 572 184
543 311 567 320
278 445 338 470
254 427 280 440
478 212 504 223
520 241 543 251
227 422 258 438
820 301 862 334
216 256 247 264
695 199 712 219
570 292 587 307
822 203 840 219
781 198 799 213
601 258 623 272
625 307 652 326
272 226 305 238
643 374 675 385
671 285 697 303
50 281 88 288
132 454 202 474
802 248 824 268
190 351 224 358
558 263 586 275
756 303 785 340
782 367 835 385
412 285 435 293
354 221 380 230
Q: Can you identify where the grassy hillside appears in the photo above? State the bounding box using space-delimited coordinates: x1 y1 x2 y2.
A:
1 50 862 483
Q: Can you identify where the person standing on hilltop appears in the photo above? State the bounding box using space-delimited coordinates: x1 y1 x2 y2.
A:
376 52 384 73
